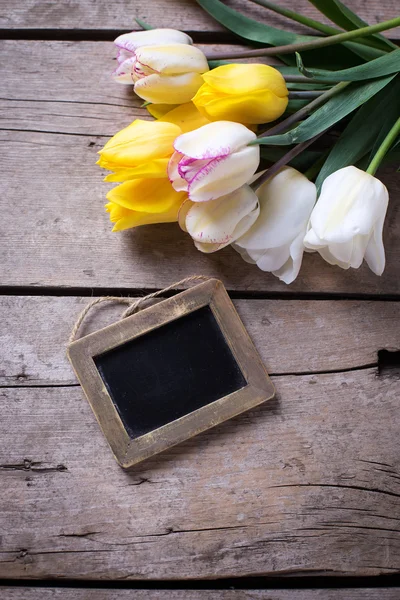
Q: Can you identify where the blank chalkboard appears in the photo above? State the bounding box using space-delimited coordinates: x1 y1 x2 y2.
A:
94 306 246 440
68 279 274 467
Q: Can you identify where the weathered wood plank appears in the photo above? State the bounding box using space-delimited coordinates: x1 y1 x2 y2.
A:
1 0 399 38
1 589 400 600
0 296 398 386
0 368 399 579
1 128 398 293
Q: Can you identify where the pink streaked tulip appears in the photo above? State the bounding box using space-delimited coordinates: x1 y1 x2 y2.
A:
179 185 260 253
168 121 260 202
113 28 193 84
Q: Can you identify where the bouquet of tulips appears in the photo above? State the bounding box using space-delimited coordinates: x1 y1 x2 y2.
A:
98 0 400 284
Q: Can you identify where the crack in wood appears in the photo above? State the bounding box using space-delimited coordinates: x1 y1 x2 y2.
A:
0 459 68 473
271 483 400 500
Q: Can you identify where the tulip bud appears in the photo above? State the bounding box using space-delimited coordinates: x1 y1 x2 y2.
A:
303 166 388 275
114 28 193 83
168 121 260 202
180 185 260 253
193 64 289 125
233 167 316 284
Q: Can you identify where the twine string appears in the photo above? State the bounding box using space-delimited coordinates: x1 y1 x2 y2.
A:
68 275 212 345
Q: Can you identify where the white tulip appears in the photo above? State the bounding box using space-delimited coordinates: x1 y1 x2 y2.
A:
233 167 317 284
179 185 260 253
303 166 388 275
168 121 260 202
113 28 193 84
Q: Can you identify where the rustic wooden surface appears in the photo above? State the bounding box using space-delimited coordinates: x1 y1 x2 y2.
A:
0 296 399 579
1 590 400 600
0 0 399 588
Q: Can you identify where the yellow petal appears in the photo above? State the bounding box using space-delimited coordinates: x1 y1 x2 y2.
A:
106 177 187 213
201 63 288 97
159 102 210 133
98 119 181 167
194 86 288 124
106 198 185 231
103 158 169 182
147 103 179 118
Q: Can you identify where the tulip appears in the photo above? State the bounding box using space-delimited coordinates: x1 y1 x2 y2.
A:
97 104 209 183
106 178 187 231
168 121 260 202
192 64 289 125
179 185 260 253
233 167 317 284
303 166 388 275
113 28 193 84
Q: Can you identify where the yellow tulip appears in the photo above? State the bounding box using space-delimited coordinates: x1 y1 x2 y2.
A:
193 64 289 125
98 105 210 182
106 178 187 231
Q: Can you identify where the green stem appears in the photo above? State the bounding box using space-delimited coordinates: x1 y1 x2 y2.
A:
205 16 400 60
256 81 349 139
288 90 326 99
250 130 327 189
366 116 400 175
247 0 388 51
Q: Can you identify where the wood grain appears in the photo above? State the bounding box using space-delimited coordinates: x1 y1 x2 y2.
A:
1 590 400 600
1 0 399 38
0 367 399 579
0 296 399 386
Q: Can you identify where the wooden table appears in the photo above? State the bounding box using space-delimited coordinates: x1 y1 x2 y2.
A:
1 1 399 597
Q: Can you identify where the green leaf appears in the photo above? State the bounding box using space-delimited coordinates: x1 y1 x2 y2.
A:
195 0 367 68
255 74 396 146
296 48 400 81
135 18 154 30
315 77 400 190
309 0 397 51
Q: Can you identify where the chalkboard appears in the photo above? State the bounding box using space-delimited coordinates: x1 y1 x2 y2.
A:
94 306 247 440
67 279 275 468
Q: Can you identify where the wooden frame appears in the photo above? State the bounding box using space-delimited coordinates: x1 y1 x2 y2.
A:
67 279 275 468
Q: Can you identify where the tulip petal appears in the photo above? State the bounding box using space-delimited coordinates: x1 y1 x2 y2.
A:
364 209 386 275
106 178 186 214
160 102 210 133
187 146 260 202
201 64 288 97
99 119 181 166
178 198 195 232
106 197 184 232
186 185 259 252
103 158 169 182
193 84 289 125
237 167 316 250
173 121 257 159
135 45 209 76
114 29 193 54
134 72 204 104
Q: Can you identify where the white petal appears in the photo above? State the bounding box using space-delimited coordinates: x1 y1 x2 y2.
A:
134 72 204 104
174 121 257 159
309 166 389 244
186 185 259 248
364 207 387 275
271 231 306 284
135 45 209 76
114 29 193 53
178 199 193 232
168 152 188 192
112 57 137 84
187 146 260 202
237 167 316 251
